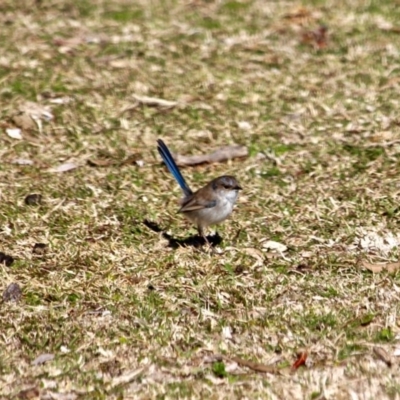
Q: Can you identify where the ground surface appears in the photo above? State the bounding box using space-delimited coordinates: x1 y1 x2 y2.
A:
1 0 400 399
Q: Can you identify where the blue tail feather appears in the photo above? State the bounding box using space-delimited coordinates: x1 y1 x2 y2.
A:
157 139 192 196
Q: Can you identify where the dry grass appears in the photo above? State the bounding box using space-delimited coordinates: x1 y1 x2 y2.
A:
1 0 400 398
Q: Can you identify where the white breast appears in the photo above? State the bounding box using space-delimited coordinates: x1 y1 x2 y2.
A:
185 190 238 228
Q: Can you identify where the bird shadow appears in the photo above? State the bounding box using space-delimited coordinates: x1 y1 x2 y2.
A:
143 219 222 249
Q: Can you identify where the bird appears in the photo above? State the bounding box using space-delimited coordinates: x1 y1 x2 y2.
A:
157 139 242 244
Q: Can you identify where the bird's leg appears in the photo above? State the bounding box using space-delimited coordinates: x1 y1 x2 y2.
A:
197 225 210 248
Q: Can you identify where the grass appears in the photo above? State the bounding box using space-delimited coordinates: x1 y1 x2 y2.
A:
1 0 400 398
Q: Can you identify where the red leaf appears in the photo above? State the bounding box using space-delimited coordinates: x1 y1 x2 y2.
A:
291 351 308 370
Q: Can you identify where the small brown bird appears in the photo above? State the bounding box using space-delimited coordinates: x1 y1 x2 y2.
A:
157 139 242 240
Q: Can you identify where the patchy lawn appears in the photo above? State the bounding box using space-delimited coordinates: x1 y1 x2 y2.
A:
1 0 400 398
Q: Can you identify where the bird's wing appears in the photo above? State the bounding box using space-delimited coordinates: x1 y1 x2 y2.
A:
179 195 216 213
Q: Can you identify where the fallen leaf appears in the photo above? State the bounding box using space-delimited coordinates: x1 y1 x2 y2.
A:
227 355 278 374
393 347 400 357
16 387 40 400
42 392 77 400
32 353 54 365
222 326 232 340
369 131 394 143
283 6 313 22
242 248 265 264
110 367 146 388
133 94 177 108
48 162 79 173
203 354 223 364
18 101 53 121
120 153 144 166
169 145 248 167
373 346 392 367
87 158 116 167
53 35 86 53
291 351 308 370
12 113 36 130
301 25 328 49
88 153 144 168
109 58 137 69
361 261 400 273
237 121 252 130
262 240 288 252
3 282 22 302
48 96 72 105
6 128 23 139
11 158 34 165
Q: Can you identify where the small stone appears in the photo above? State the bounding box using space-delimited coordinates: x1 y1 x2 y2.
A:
24 194 42 206
3 282 22 302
